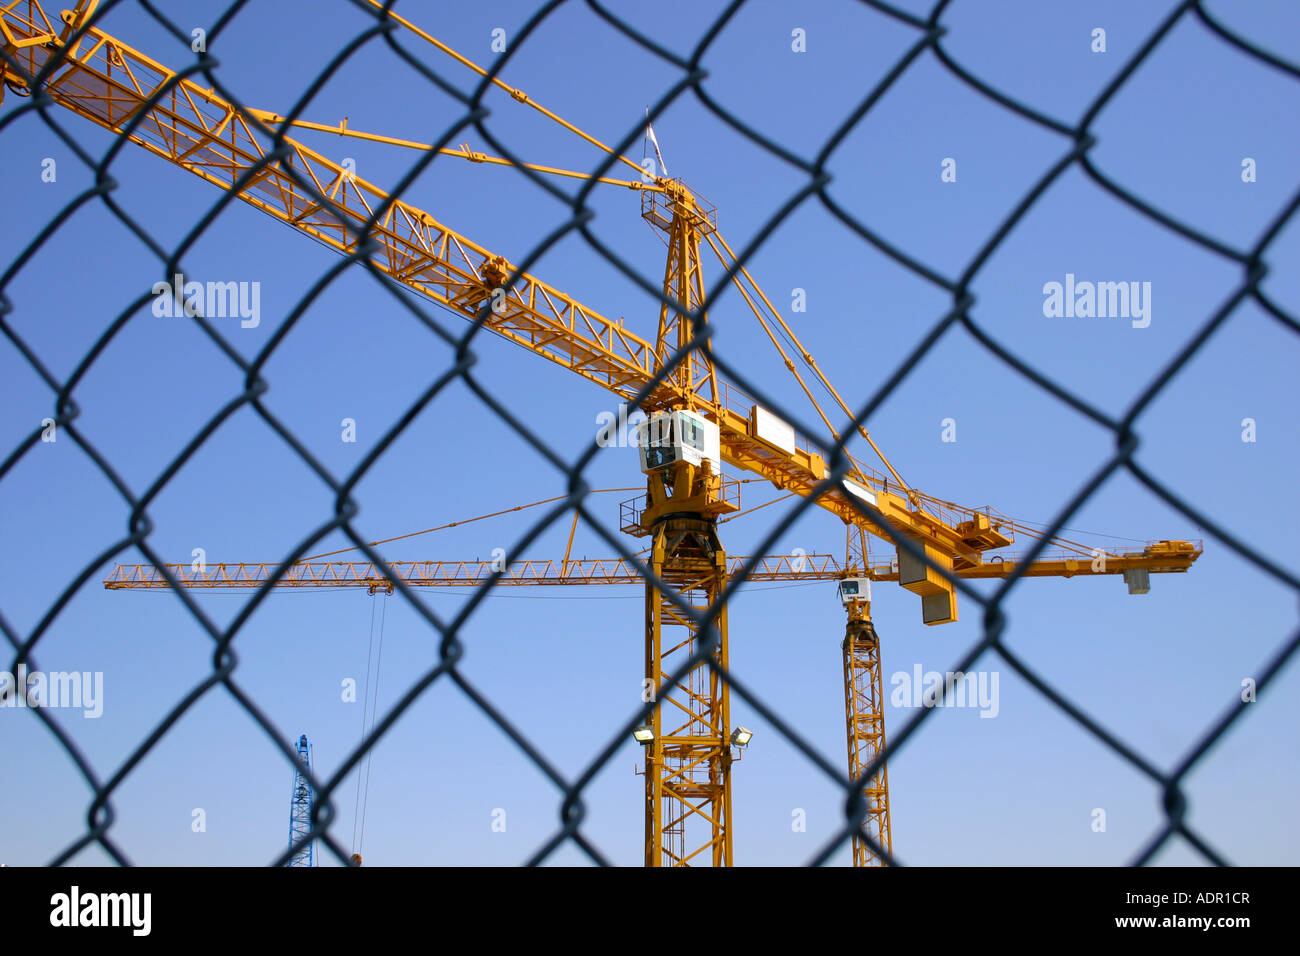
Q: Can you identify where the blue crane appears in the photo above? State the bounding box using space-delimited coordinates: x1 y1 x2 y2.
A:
287 734 315 867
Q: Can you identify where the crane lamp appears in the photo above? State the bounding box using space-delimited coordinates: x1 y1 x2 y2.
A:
730 727 754 747
632 725 655 745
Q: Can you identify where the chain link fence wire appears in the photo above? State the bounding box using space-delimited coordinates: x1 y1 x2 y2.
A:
2 0 1298 867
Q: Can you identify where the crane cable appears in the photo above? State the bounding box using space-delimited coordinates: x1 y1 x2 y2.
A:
351 591 388 857
707 232 912 492
301 487 642 561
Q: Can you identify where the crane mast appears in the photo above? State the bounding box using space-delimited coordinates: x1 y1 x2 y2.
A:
634 184 739 865
836 579 892 865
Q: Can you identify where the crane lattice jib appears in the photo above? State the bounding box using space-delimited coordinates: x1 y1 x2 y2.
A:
102 542 1200 592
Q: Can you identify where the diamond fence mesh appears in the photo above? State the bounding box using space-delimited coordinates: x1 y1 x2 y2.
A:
1 0 1298 867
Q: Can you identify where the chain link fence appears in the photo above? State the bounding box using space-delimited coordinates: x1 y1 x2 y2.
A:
2 0 1298 867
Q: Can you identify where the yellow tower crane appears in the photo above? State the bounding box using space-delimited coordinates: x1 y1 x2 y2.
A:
4 0 1203 865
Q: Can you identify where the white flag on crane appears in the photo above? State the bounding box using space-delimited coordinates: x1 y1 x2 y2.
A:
644 111 669 178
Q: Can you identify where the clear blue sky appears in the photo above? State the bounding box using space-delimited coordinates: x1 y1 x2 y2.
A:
2 0 1297 866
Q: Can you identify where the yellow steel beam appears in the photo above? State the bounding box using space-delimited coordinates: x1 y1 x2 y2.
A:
0 11 667 398
361 0 648 179
866 539 1203 581
103 553 845 591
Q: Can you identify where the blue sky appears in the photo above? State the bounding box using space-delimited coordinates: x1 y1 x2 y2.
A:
1 0 1297 866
